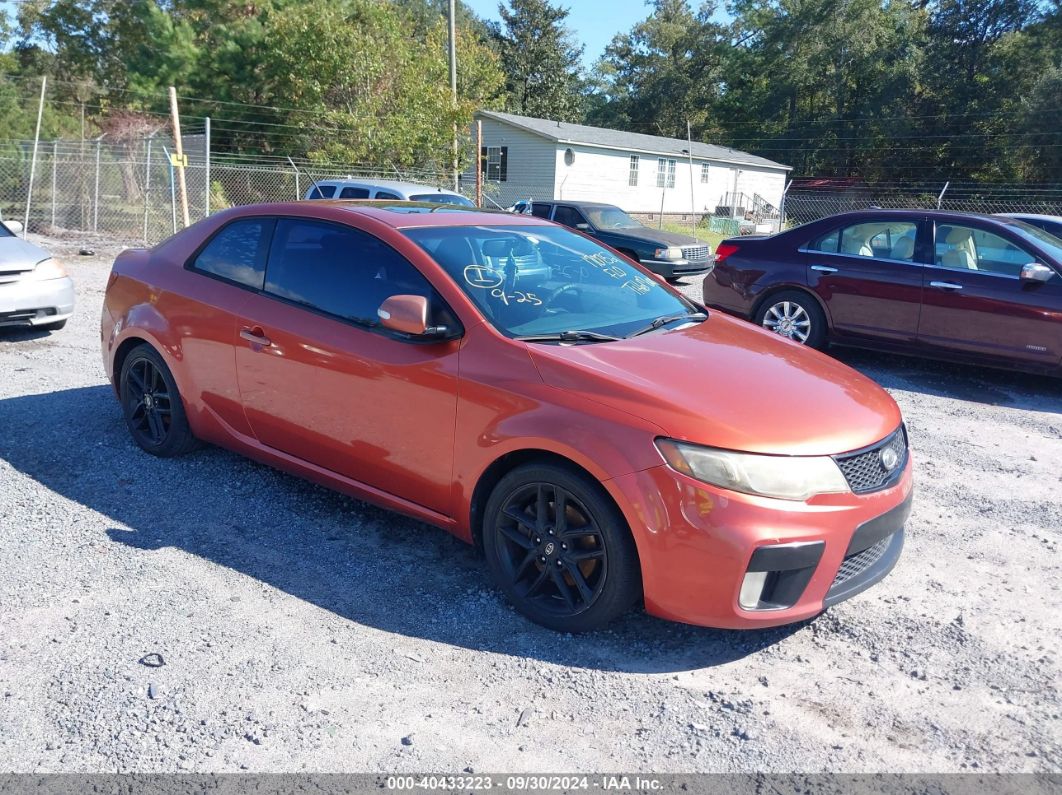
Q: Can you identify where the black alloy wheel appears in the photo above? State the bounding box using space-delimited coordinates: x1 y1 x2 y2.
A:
119 344 198 457
484 464 641 632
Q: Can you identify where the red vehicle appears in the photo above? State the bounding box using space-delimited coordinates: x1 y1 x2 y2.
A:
101 201 913 632
703 210 1062 374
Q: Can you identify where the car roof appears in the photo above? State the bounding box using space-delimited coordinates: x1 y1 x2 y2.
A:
802 208 1041 225
229 200 551 229
537 200 620 209
313 177 462 196
996 212 1062 222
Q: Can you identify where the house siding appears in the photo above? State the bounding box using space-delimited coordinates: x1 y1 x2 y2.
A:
468 113 788 218
552 145 786 215
461 118 557 208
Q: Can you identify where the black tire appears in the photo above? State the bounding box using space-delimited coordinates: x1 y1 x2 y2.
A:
754 289 828 349
38 319 67 331
119 343 199 457
483 463 642 632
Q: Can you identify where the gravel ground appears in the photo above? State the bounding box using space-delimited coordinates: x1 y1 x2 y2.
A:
0 233 1060 774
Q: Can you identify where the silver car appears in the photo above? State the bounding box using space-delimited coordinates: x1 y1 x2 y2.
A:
0 220 74 330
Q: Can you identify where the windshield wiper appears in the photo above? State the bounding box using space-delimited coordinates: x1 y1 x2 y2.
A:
515 330 622 344
626 312 707 338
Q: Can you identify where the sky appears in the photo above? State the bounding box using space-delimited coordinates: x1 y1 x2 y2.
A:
462 0 655 68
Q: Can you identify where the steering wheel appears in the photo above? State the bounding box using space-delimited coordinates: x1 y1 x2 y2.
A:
543 282 581 309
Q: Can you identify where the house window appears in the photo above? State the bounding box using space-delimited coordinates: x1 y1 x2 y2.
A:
629 155 639 187
657 158 676 188
700 163 710 183
481 146 508 181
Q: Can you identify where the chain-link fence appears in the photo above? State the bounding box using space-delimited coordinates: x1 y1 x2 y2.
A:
0 135 466 245
4 133 1061 244
783 182 1062 227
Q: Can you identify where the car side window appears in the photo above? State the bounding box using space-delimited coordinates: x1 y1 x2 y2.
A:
339 186 370 199
191 218 272 289
936 224 1032 277
844 221 918 260
263 219 444 328
308 185 336 199
530 203 552 219
553 206 587 228
811 221 919 261
375 191 401 200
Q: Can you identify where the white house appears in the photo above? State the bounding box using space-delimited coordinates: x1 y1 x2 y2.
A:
465 110 791 220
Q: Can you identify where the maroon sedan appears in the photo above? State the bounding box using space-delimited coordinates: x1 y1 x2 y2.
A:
702 210 1062 375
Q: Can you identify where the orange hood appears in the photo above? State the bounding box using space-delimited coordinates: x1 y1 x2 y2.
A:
527 313 901 457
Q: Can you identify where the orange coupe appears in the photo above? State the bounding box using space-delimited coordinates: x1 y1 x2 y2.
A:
101 202 913 632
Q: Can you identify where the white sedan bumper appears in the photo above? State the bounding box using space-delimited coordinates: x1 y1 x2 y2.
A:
0 276 75 326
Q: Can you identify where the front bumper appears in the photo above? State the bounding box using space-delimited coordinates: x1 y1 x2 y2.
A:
640 257 715 279
0 276 75 327
604 459 913 629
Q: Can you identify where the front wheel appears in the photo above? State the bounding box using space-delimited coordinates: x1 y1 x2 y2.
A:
483 463 641 632
119 344 199 457
755 290 827 348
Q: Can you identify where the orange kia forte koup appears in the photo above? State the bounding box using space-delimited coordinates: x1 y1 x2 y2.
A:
101 202 913 632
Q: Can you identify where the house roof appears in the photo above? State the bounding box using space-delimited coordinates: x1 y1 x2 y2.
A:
476 110 791 172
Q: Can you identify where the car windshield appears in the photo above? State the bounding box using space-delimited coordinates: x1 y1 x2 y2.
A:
410 193 475 207
0 222 13 237
583 206 644 230
1009 220 1062 263
403 224 698 340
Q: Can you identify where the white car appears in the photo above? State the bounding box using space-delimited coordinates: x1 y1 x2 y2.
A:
304 178 474 207
0 220 74 331
996 213 1062 239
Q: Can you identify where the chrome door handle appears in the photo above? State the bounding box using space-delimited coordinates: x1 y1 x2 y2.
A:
811 265 838 273
930 281 963 291
240 327 272 346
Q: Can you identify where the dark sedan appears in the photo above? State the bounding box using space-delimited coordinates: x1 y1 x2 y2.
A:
702 210 1062 375
529 200 714 279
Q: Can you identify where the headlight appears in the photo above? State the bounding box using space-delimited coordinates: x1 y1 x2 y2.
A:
653 246 683 261
655 438 850 500
24 258 67 281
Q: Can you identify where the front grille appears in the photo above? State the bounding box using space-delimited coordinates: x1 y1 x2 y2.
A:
835 428 907 494
832 534 891 589
681 244 710 262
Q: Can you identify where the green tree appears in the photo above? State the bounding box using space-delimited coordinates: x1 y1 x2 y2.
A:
1017 65 1062 181
492 0 585 120
589 1 725 138
257 0 502 167
914 0 1044 179
715 0 925 178
13 0 504 169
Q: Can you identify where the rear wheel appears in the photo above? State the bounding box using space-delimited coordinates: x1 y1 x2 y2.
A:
483 463 641 632
119 344 198 457
755 290 827 348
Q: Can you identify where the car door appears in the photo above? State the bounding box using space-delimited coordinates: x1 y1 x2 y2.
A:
176 216 275 437
552 204 591 233
234 217 461 515
918 221 1062 367
802 216 926 343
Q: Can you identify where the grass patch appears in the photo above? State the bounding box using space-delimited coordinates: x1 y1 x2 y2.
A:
653 220 727 249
